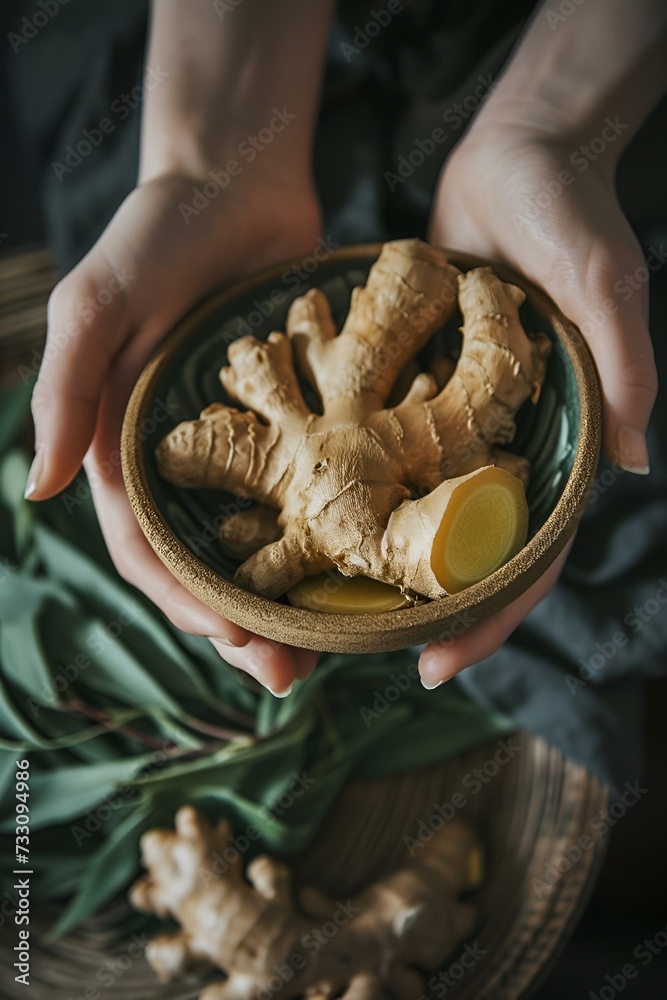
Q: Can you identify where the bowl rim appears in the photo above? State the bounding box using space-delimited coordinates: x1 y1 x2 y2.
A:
121 244 602 651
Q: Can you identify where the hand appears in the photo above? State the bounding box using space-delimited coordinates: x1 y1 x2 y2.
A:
421 122 657 687
27 170 322 695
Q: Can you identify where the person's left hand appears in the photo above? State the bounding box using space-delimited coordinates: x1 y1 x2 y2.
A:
420 119 657 688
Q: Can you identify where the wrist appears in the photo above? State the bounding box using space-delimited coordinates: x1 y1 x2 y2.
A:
463 88 625 181
140 0 333 189
471 83 610 144
139 109 312 189
469 0 666 163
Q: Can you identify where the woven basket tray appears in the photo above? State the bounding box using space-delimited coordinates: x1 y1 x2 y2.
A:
0 245 55 387
0 732 607 1000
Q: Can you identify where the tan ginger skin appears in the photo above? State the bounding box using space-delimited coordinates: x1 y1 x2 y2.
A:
157 240 551 600
130 804 481 1000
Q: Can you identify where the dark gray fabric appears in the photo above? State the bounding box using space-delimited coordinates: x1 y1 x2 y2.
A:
317 0 537 241
7 0 146 266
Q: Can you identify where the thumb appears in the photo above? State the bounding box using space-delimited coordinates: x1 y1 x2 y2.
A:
26 251 132 500
546 234 657 474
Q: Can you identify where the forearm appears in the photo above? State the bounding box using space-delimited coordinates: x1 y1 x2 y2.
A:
140 0 334 184
473 0 667 152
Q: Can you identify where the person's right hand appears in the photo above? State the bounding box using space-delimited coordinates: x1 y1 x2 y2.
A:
27 169 323 695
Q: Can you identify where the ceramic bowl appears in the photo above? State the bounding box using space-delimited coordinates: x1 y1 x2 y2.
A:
121 246 602 653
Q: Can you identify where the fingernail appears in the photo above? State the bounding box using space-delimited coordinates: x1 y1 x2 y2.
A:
421 677 445 691
616 424 650 475
268 683 293 699
24 446 46 500
207 635 247 652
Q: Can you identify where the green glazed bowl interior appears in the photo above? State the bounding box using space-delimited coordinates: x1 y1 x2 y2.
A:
122 245 601 653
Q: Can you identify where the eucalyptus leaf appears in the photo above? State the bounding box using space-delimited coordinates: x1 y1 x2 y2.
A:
0 671 53 747
27 822 111 899
0 750 19 808
0 754 153 831
50 803 155 938
0 382 32 455
31 850 94 900
1 613 60 707
67 617 185 716
357 703 515 779
34 523 217 703
146 708 205 749
175 630 260 711
0 450 33 554
0 572 71 624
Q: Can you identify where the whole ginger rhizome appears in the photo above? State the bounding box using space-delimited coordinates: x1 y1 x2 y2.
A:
157 240 550 606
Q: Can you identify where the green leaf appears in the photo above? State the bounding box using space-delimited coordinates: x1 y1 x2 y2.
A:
358 709 514 779
34 523 216 703
0 751 18 807
68 618 184 716
25 824 109 900
1 613 60 708
49 803 154 938
0 382 32 456
0 451 33 557
0 572 69 625
0 670 53 747
146 709 204 750
0 754 153 831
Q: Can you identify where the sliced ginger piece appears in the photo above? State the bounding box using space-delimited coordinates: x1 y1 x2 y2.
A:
287 572 414 614
432 465 528 593
383 465 528 597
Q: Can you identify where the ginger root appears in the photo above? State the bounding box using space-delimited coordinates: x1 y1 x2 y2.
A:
287 571 414 614
157 239 550 601
129 804 481 1000
218 506 281 563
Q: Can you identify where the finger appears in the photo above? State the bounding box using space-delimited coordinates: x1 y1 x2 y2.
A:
26 252 133 501
419 543 572 687
82 309 255 642
87 446 316 674
432 159 658 473
549 228 657 474
81 450 251 645
26 175 237 503
209 638 316 696
86 447 318 687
